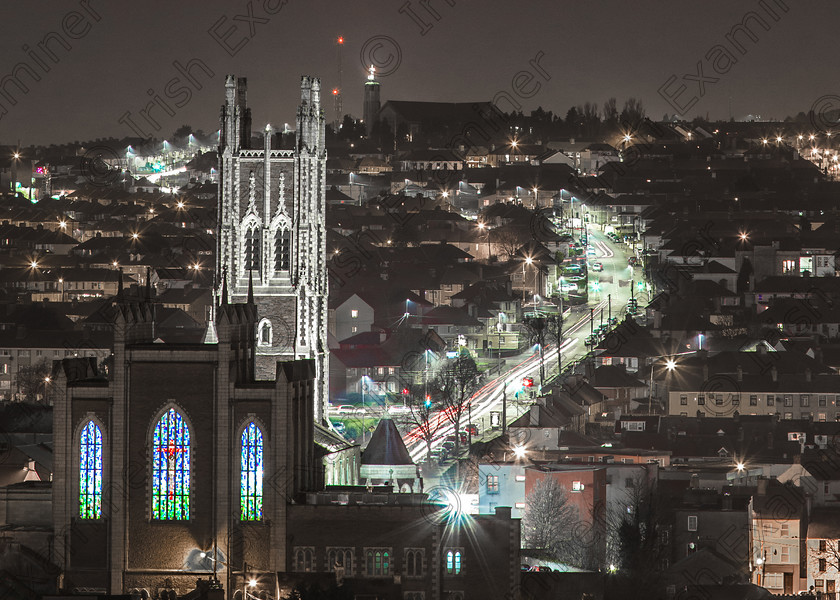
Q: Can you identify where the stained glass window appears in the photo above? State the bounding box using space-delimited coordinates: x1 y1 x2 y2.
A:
152 408 190 520
241 422 264 520
275 229 290 271
79 420 102 519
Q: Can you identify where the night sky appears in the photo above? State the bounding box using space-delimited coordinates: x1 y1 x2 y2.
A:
0 0 835 145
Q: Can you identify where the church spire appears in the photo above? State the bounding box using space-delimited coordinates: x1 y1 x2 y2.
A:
220 268 228 305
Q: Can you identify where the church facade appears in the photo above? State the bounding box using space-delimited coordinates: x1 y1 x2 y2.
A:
217 75 329 423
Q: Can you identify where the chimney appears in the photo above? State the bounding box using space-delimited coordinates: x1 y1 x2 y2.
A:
736 365 743 382
805 368 812 382
529 404 540 426
771 366 777 382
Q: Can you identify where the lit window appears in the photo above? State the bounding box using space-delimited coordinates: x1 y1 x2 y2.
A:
240 422 264 521
351 309 359 318
152 408 191 520
487 474 499 493
79 420 103 519
515 502 526 509
572 481 583 492
445 549 462 575
515 475 526 482
365 548 391 577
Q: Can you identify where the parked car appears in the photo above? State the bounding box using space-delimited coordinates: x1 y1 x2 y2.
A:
585 334 598 345
529 565 554 572
337 405 356 414
590 262 603 271
441 440 456 452
465 424 479 436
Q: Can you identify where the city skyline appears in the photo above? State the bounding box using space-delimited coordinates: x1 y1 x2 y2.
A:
1 0 838 145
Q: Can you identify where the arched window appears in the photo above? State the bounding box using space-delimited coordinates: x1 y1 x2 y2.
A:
244 227 261 275
240 422 263 520
328 548 354 576
404 548 424 577
152 408 191 520
258 320 272 346
79 420 102 519
366 549 390 576
445 549 462 575
294 547 315 572
275 228 290 271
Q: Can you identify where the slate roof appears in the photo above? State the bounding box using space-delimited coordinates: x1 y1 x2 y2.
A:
362 417 414 466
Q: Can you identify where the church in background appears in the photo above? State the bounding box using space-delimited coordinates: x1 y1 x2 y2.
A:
217 74 329 424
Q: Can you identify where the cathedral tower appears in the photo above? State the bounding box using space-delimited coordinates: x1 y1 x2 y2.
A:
217 75 329 422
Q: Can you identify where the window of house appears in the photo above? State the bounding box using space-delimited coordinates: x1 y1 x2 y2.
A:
687 516 697 531
820 395 828 407
698 395 705 406
404 593 425 600
785 412 793 420
781 547 790 563
784 395 793 407
515 475 526 482
767 395 775 406
820 558 827 571
732 394 740 405
351 309 359 318
680 395 687 405
750 395 758 406
820 540 827 552
716 395 724 406
819 413 827 422
780 523 789 537
782 259 796 274
801 395 811 407
487 475 499 494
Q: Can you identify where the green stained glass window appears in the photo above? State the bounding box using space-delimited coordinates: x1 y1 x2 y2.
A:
79 420 102 519
241 422 264 520
152 408 190 520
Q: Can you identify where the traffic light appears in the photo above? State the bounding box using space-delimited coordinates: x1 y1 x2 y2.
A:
424 395 432 408
637 280 644 291
522 377 534 388
402 388 410 396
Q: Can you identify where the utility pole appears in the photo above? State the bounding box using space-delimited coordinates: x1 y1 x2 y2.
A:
502 382 507 435
608 294 611 321
590 308 594 335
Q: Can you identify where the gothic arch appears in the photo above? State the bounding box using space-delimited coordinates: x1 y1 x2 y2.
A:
257 318 272 347
235 416 268 521
147 403 195 521
74 413 107 519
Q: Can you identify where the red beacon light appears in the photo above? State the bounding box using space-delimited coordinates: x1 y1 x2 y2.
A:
522 377 534 388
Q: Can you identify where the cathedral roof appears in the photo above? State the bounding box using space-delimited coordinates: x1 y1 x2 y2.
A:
362 417 414 466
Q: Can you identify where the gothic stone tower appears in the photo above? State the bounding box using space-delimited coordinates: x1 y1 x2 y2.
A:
217 75 329 423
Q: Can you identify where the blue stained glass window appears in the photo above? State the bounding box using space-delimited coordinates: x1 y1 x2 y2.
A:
152 408 190 520
79 420 102 519
241 422 264 520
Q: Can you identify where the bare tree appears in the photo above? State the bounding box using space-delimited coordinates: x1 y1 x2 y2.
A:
432 352 482 455
17 359 53 403
492 227 524 261
523 476 586 567
401 381 444 463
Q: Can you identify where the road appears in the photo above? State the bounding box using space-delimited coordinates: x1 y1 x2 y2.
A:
405 229 640 462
